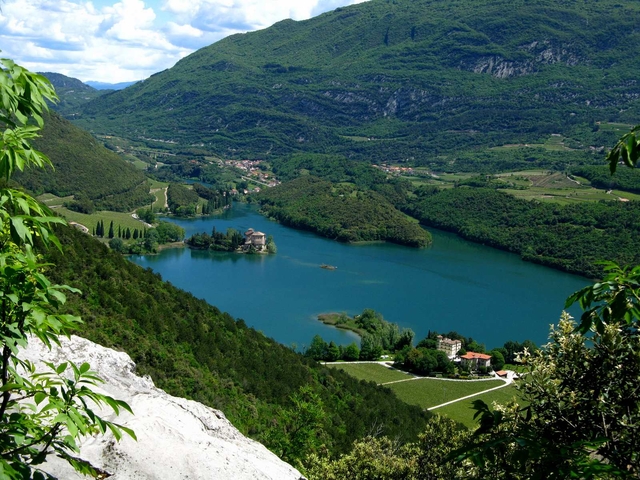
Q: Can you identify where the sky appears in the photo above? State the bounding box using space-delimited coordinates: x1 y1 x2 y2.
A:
0 0 368 84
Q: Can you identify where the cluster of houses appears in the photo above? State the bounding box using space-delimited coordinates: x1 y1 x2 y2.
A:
223 159 280 187
372 163 415 176
436 335 494 371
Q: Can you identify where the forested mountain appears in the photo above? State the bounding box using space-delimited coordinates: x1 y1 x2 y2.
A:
72 0 640 165
17 111 153 211
40 72 107 114
44 225 431 458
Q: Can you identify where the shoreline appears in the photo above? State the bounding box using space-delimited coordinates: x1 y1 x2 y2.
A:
317 313 365 338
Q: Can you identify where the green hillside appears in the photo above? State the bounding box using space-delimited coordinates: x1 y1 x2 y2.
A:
44 225 431 457
40 72 107 114
17 111 154 212
73 0 640 167
258 175 431 247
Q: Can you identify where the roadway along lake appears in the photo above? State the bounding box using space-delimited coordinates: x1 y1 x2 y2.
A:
130 203 589 350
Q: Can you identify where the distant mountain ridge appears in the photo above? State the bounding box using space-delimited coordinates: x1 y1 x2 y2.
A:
40 72 106 114
40 72 96 92
86 80 138 90
71 0 640 165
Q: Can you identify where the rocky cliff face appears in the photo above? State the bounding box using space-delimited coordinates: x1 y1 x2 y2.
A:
21 336 304 480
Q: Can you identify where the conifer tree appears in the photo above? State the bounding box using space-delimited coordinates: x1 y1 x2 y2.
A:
108 220 114 239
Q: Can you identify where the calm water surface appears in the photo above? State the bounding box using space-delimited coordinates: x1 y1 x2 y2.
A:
129 203 588 349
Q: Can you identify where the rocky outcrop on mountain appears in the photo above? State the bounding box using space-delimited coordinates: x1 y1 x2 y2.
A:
21 336 304 480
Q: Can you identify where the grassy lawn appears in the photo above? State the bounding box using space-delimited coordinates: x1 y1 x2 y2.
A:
612 190 640 201
435 384 522 428
148 180 168 210
147 179 169 189
598 122 634 132
328 362 518 428
327 363 415 384
130 159 149 170
318 313 365 336
504 186 615 204
388 378 504 410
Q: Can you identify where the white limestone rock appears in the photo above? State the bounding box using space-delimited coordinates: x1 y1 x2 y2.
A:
21 335 304 480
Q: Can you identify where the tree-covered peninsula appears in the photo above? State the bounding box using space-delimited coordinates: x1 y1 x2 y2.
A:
257 176 431 247
403 187 640 278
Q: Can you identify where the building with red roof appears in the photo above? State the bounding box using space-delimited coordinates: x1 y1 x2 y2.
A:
460 352 492 370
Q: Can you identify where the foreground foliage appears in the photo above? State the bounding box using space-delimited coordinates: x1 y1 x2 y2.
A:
305 415 472 479
0 59 134 479
455 263 640 478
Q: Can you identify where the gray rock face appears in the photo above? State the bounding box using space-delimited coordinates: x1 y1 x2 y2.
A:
21 336 304 480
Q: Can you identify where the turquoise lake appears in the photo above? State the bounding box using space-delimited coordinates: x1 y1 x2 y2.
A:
129 203 589 350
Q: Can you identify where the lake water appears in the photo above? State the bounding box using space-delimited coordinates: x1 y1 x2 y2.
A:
129 203 589 350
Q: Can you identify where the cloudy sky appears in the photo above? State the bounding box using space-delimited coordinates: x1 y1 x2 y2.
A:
0 0 368 83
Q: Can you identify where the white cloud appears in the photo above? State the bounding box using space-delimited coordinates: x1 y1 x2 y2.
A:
0 0 368 83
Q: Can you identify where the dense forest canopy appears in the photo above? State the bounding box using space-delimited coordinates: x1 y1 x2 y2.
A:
258 176 431 247
18 111 153 212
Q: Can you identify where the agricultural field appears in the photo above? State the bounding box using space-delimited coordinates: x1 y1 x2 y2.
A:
490 135 574 152
596 122 635 133
405 168 637 205
326 363 415 384
53 206 150 234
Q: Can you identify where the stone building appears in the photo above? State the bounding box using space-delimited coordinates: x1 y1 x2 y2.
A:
244 228 266 251
437 335 462 359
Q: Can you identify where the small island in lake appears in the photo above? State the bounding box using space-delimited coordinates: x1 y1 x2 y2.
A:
186 226 277 254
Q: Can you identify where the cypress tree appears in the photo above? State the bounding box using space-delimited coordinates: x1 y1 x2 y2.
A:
108 221 114 239
133 229 139 240
125 227 131 239
118 225 122 238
